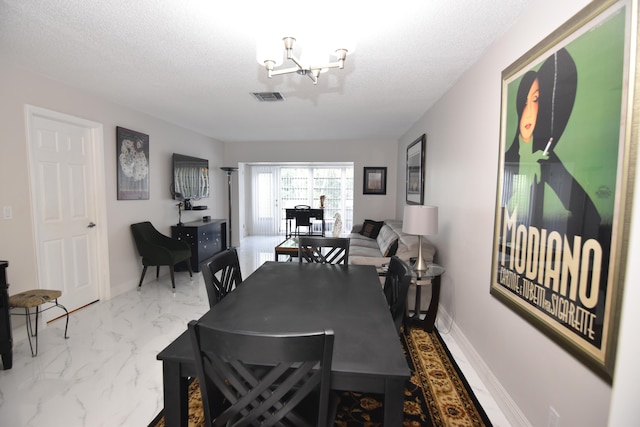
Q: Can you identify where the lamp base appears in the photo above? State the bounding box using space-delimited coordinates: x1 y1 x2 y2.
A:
412 235 428 277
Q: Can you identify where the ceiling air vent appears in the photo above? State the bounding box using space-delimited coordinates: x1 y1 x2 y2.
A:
251 92 285 102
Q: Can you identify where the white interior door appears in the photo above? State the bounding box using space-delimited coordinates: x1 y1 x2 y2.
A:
27 107 105 320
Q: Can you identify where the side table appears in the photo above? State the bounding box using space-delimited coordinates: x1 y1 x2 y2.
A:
407 263 445 332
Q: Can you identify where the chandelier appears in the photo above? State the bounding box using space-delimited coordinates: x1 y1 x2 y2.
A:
257 37 353 85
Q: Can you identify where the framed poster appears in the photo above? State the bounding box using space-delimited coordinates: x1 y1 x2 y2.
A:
406 134 425 204
116 127 149 200
490 0 638 381
363 167 387 195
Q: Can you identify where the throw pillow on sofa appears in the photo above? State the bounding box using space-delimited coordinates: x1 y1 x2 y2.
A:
360 219 384 239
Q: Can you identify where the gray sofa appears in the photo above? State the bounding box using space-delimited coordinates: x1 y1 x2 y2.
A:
348 219 436 267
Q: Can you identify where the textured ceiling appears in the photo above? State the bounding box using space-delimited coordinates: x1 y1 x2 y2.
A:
0 0 531 143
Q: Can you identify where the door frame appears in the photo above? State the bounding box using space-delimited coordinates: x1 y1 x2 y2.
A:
25 105 111 304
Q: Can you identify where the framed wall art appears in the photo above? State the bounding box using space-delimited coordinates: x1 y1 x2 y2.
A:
116 126 150 200
490 0 638 381
363 167 387 195
406 134 425 204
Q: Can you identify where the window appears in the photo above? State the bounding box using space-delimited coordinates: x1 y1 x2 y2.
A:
248 163 353 236
280 165 354 235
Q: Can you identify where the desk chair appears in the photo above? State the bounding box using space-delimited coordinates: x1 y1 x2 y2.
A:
188 321 336 427
298 236 350 265
294 205 313 236
383 256 412 333
9 289 69 357
130 221 193 292
200 248 243 308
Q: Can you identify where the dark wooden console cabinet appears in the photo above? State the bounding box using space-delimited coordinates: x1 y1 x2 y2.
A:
172 220 226 272
0 261 12 370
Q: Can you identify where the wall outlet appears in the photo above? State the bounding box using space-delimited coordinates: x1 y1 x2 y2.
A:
3 206 12 220
548 406 560 427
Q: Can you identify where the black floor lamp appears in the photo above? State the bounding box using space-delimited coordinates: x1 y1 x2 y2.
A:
220 167 237 248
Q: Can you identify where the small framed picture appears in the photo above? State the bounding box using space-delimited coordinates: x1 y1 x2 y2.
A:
363 167 387 195
406 134 425 204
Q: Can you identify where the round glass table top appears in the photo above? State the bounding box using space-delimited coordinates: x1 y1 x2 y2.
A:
415 263 445 279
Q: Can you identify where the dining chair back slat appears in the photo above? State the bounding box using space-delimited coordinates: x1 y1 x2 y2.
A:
188 321 335 427
298 237 350 265
383 256 412 333
200 248 243 308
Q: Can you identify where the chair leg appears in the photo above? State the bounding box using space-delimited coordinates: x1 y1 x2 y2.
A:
54 299 70 340
186 262 193 279
14 298 70 358
156 266 160 279
137 266 148 290
24 307 37 357
169 266 176 293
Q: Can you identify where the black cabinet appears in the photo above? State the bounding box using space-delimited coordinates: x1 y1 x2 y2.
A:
0 261 12 370
172 220 227 272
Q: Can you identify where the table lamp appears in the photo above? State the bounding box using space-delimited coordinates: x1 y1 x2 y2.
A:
402 205 438 275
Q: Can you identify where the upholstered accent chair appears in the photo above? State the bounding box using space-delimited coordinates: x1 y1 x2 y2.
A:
130 221 192 292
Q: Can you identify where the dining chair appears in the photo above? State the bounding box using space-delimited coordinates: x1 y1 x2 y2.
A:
294 205 313 236
298 236 350 265
130 221 193 292
383 256 412 333
188 321 336 427
199 248 243 308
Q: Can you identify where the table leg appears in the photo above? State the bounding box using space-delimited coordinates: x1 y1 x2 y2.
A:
162 361 189 427
422 275 441 332
413 284 422 321
1 351 12 370
384 377 405 426
409 276 442 332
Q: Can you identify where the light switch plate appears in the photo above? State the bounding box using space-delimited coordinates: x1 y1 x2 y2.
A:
3 206 12 220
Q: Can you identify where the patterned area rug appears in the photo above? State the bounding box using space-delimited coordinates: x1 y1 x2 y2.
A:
149 327 492 427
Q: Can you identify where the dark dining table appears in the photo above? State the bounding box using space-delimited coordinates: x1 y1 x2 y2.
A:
157 261 410 426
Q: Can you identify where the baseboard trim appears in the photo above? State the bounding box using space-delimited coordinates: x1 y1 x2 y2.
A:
436 310 531 427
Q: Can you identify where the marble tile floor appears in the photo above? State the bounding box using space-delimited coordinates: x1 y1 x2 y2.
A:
0 235 511 426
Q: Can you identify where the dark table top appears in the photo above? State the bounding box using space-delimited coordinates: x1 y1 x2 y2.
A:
159 261 409 390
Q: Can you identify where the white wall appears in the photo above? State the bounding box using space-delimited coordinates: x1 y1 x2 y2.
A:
0 62 226 299
224 139 398 245
395 0 639 425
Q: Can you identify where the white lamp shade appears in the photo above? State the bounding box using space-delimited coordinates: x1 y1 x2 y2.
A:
300 40 331 71
402 205 438 236
256 38 284 66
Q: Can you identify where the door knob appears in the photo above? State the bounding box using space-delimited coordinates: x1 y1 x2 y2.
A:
87 222 96 228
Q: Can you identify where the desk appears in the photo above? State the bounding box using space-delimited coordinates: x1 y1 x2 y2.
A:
157 262 409 426
285 208 325 238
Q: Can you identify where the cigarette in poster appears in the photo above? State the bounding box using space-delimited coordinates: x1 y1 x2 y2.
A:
542 137 553 155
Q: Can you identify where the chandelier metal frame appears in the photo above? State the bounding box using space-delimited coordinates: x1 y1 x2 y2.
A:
261 37 350 85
